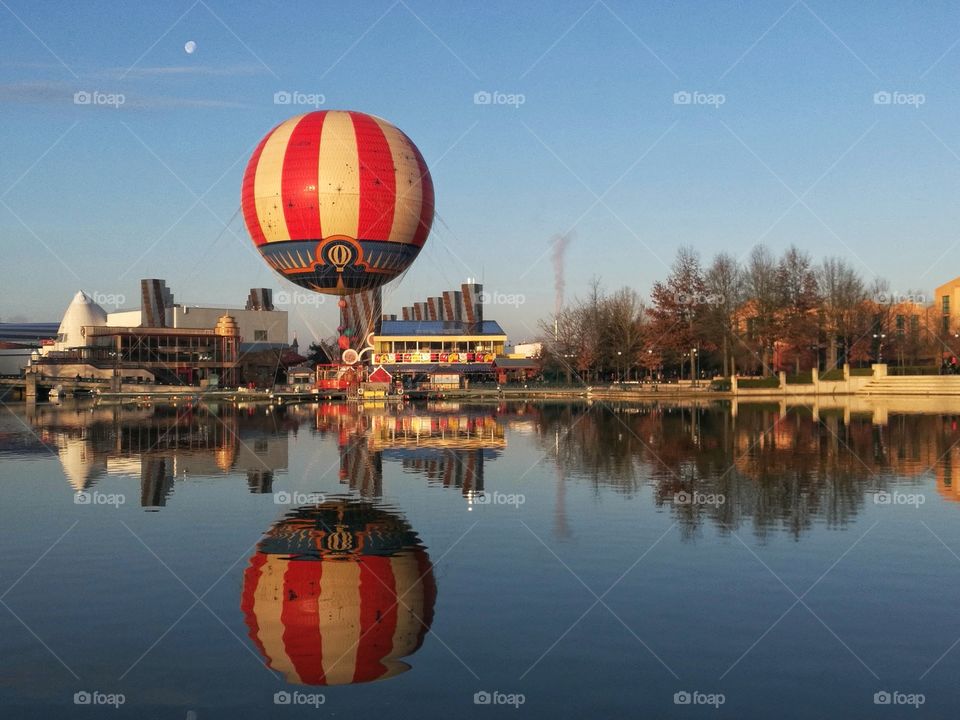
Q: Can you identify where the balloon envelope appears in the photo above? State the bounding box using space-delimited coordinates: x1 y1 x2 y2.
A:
241 110 434 296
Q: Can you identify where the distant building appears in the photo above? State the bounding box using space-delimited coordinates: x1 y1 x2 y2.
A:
33 280 289 387
936 276 960 334
372 282 507 378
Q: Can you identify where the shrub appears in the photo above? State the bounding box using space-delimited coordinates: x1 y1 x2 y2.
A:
737 376 781 389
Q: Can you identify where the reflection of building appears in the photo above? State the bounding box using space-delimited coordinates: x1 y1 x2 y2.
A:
33 403 290 507
318 405 507 499
241 500 435 685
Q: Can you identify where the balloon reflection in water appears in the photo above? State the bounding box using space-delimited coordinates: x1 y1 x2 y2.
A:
241 499 436 685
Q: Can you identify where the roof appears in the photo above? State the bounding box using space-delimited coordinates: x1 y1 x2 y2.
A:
378 319 506 336
0 323 59 344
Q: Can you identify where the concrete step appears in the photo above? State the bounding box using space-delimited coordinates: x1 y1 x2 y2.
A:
858 376 960 396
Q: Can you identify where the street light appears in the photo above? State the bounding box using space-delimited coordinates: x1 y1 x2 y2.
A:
617 350 623 383
872 333 886 364
691 347 699 387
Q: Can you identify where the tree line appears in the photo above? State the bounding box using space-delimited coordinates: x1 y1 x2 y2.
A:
540 245 942 382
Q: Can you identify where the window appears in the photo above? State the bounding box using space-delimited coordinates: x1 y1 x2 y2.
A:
254 330 268 342
896 315 904 336
943 295 951 315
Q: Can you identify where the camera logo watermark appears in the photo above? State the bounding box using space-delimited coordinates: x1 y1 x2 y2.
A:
274 289 326 308
479 290 525 308
74 90 125 108
74 691 125 708
473 90 526 108
873 491 925 508
673 90 725 108
674 490 725 507
75 491 126 508
873 690 925 708
274 491 326 506
873 91 925 108
674 690 725 708
274 90 326 108
273 690 325 707
473 690 525 708
468 491 525 508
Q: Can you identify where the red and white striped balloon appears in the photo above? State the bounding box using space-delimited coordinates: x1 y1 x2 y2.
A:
241 110 434 296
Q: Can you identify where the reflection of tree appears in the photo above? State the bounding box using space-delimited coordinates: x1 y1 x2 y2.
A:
536 402 960 539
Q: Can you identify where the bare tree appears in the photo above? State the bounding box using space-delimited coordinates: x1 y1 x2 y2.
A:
703 252 743 377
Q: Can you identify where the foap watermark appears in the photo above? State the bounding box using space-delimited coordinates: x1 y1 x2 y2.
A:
273 690 325 708
675 291 722 306
873 690 925 708
274 491 326 506
674 690 725 708
91 291 126 309
673 90 725 108
479 290 525 308
468 490 525 508
873 90 925 108
75 491 126 508
873 490 925 508
274 90 326 108
876 291 927 305
473 90 526 108
674 490 725 507
473 690 525 708
274 289 326 308
74 691 125 708
74 90 125 108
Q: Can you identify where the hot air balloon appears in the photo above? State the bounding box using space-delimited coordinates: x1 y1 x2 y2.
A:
241 110 434 362
241 499 436 685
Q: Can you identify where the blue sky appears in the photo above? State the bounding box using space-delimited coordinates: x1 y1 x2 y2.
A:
2 0 960 343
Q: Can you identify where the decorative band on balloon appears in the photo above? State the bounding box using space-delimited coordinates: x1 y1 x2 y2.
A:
259 239 422 293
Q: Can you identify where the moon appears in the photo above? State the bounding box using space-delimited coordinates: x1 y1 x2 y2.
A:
184 40 197 54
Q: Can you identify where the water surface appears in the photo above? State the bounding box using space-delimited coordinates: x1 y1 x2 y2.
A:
1 398 959 718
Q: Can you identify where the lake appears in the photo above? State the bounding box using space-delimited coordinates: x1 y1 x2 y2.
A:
1 398 958 718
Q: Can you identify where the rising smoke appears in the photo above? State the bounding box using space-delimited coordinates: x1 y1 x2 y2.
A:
551 232 573 316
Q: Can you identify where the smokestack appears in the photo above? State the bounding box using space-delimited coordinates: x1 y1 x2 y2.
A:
141 279 174 327
461 281 483 331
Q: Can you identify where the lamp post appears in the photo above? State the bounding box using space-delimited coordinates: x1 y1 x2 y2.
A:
872 333 886 364
691 347 699 387
616 350 622 383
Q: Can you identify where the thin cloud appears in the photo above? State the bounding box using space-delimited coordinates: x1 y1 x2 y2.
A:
0 81 250 109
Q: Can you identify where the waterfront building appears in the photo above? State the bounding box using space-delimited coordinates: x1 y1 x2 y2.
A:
371 282 508 379
32 280 289 387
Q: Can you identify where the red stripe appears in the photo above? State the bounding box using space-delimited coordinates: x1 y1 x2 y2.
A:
353 557 398 683
281 112 326 241
240 553 269 659
280 559 326 685
241 131 272 247
408 137 434 247
351 112 396 241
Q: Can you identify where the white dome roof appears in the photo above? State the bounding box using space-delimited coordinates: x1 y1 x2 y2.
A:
56 291 107 349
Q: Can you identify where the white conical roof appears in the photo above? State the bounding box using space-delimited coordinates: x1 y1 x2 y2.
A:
56 291 107 349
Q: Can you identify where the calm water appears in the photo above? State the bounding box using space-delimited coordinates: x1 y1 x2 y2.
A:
2 398 960 718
